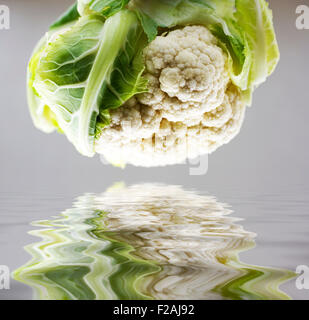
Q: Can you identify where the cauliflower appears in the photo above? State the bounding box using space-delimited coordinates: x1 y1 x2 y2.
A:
96 26 246 167
28 0 279 163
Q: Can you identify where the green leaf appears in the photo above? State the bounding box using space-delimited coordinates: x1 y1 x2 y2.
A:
235 0 280 88
78 0 130 18
27 33 65 133
203 0 235 18
131 0 232 28
32 11 148 156
50 3 80 30
209 21 252 92
135 11 158 42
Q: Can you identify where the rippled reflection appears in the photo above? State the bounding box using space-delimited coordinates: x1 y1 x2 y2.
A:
13 184 294 300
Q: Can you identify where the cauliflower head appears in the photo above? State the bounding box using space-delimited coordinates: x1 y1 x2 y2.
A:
96 26 246 167
28 0 279 164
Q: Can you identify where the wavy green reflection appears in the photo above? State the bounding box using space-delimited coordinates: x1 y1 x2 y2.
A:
14 184 295 300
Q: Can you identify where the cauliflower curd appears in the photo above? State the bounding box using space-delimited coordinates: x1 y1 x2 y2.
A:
96 26 246 166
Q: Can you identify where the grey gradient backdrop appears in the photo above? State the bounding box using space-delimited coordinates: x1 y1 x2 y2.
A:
0 0 309 299
0 0 308 195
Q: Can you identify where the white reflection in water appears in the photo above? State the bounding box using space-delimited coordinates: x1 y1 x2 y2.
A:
14 184 295 300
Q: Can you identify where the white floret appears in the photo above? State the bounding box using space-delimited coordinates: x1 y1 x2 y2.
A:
95 25 247 167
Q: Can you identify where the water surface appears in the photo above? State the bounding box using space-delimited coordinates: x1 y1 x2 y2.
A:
8 184 301 300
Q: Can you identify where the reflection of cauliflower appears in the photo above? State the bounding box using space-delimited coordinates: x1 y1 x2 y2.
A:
96 26 246 166
95 184 255 300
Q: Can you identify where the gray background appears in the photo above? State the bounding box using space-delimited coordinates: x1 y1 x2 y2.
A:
0 0 308 299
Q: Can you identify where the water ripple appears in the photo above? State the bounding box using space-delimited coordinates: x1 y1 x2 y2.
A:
13 183 295 300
